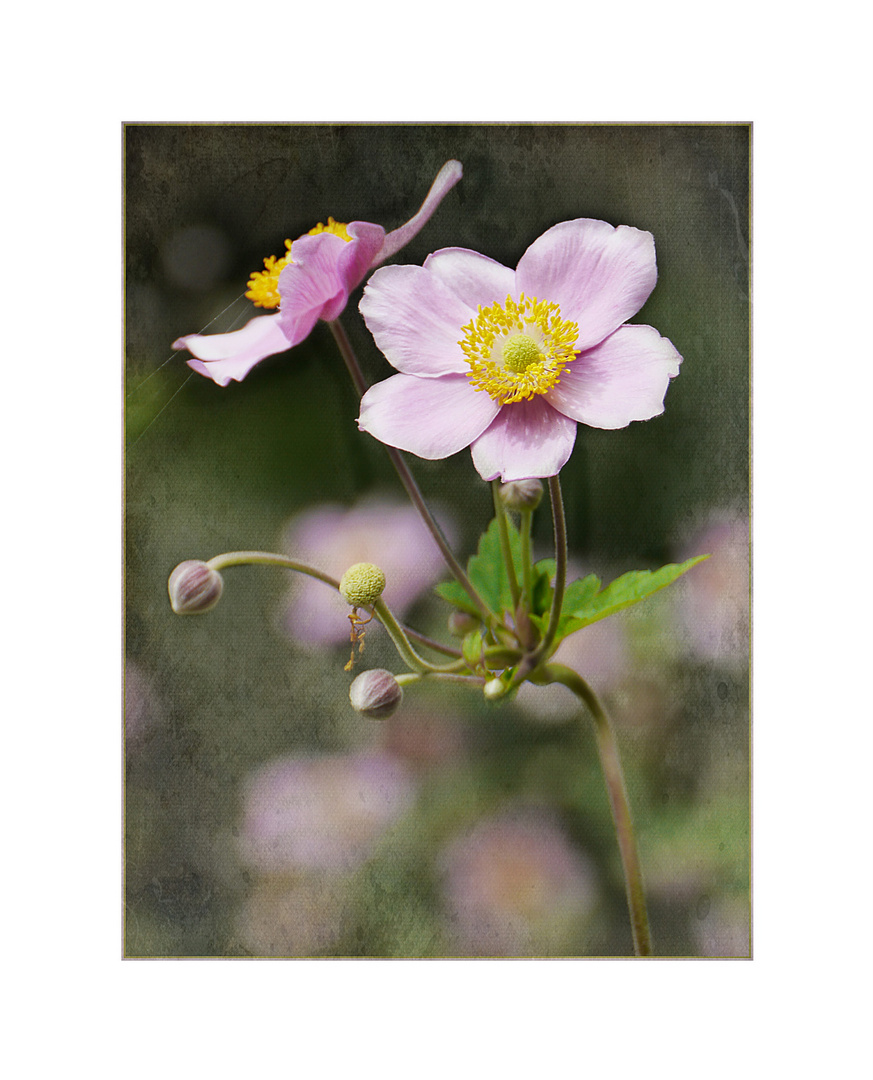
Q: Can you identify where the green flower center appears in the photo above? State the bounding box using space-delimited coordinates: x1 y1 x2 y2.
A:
501 334 543 373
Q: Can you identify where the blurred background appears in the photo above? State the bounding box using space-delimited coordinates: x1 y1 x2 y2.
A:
124 124 750 957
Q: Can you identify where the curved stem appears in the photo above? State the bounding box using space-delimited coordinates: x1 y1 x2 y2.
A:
205 550 461 666
372 598 464 676
542 662 652 957
327 318 494 625
394 671 486 689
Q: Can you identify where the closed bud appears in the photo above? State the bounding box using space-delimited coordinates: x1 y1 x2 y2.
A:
483 677 509 701
168 560 224 615
499 479 544 511
339 562 386 607
448 611 480 637
349 669 403 720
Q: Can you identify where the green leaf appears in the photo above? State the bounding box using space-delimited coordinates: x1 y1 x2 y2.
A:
465 517 524 613
559 556 710 637
530 558 556 617
433 580 480 616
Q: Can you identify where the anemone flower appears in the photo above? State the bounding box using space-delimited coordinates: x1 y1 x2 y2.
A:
357 218 682 482
172 160 463 386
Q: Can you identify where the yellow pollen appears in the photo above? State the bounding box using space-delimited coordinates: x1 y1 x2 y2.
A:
244 218 352 310
459 294 579 405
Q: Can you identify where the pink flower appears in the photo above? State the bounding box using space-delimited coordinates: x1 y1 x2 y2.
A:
172 161 463 386
357 218 682 482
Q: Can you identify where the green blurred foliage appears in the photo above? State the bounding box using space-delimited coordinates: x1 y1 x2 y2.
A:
124 124 749 957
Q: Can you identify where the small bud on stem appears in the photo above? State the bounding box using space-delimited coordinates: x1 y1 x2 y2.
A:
498 479 544 512
168 560 224 615
349 669 404 719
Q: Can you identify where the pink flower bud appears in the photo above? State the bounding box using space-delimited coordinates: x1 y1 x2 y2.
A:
168 560 224 615
349 669 403 720
499 479 544 511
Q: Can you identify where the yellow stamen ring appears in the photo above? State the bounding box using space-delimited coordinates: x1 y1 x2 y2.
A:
459 294 579 406
245 218 352 310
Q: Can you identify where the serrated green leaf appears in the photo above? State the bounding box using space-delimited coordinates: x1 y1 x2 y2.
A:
433 580 480 616
560 556 709 637
466 517 524 613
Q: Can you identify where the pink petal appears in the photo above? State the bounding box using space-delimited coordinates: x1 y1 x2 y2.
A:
359 265 473 378
332 221 387 312
423 248 517 310
357 373 499 459
277 232 348 328
515 218 657 351
470 397 578 482
546 323 682 429
375 160 463 264
172 314 294 386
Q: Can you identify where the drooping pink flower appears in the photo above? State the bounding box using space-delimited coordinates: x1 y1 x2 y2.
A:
357 218 682 482
172 161 463 386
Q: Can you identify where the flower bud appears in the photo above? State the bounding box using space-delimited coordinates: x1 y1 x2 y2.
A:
168 560 224 615
483 677 509 701
339 562 387 607
498 479 544 511
349 669 403 720
448 611 480 637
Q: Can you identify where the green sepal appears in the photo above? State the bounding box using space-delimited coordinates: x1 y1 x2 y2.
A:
462 630 485 671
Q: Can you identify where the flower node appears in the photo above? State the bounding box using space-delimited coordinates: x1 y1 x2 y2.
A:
459 294 578 406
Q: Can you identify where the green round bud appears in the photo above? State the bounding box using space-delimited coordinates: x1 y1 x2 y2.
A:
349 669 403 719
499 479 544 511
339 562 387 606
168 560 224 615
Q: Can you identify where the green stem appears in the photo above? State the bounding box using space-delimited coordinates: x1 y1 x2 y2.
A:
372 598 463 676
519 508 534 609
492 481 520 610
395 671 486 689
327 318 494 626
205 550 461 666
542 662 653 957
508 474 568 686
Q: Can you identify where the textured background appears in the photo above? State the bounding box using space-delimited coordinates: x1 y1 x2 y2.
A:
124 123 750 957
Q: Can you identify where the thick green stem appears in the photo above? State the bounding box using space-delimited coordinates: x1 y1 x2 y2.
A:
492 481 521 610
542 662 652 957
519 508 534 609
327 319 493 625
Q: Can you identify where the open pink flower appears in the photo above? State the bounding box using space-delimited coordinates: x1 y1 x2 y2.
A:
172 161 463 386
357 218 682 482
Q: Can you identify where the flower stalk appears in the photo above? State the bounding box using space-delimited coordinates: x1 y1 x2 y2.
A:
540 662 652 957
328 318 494 625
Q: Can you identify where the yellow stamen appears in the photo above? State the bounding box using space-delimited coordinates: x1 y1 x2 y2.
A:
459 294 579 405
245 239 293 309
244 218 352 310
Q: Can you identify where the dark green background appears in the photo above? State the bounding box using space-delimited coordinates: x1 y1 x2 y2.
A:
125 124 750 957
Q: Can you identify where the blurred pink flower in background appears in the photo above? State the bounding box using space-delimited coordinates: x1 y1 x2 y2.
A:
674 511 750 668
238 750 417 875
124 660 162 752
437 808 599 956
278 496 454 648
235 875 350 958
